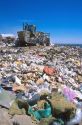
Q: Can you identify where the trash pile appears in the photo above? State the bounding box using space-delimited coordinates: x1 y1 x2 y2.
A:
0 45 82 125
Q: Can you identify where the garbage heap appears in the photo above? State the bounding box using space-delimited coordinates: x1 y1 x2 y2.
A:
0 45 82 125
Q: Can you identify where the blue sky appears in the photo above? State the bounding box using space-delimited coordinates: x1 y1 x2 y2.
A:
0 0 82 44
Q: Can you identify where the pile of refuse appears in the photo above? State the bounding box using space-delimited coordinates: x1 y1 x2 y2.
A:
0 45 82 125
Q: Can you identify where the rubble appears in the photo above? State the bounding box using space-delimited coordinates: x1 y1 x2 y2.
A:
0 45 82 125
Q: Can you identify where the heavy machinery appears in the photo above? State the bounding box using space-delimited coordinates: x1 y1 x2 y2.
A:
15 23 50 46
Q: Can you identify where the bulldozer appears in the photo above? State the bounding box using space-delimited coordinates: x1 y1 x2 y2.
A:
15 23 50 46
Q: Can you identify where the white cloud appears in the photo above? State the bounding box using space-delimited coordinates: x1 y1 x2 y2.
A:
1 34 15 38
